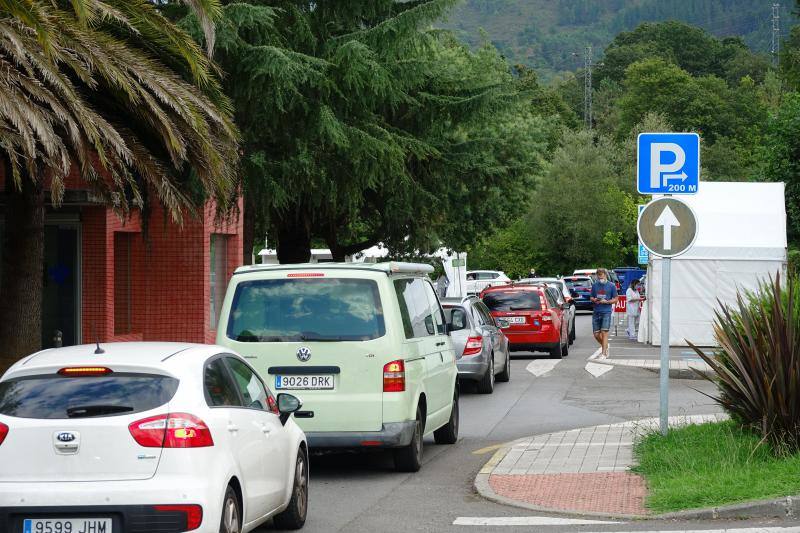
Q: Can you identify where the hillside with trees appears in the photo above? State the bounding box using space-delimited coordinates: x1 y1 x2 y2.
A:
442 0 796 80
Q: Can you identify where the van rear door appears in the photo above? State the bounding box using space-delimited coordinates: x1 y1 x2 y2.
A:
218 272 389 433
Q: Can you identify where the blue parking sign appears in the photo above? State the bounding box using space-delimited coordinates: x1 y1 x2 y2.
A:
637 204 649 264
637 133 699 195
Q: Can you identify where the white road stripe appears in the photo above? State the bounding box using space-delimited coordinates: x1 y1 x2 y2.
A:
525 359 562 377
585 361 613 377
453 520 800 532
453 517 619 526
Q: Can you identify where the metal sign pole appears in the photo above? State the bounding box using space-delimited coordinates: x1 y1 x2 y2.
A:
659 257 671 436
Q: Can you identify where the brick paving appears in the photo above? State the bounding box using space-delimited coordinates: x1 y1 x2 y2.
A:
481 415 727 516
490 472 648 515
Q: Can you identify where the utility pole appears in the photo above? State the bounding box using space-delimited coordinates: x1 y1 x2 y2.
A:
584 45 593 129
772 3 781 66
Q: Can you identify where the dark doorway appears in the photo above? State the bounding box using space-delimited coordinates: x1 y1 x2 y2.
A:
42 225 79 348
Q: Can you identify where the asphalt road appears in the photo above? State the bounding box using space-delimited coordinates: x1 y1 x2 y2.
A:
259 313 800 533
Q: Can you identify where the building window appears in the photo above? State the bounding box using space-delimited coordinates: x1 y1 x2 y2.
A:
210 234 229 329
114 232 133 335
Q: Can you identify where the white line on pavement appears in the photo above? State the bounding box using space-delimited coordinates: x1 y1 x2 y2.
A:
525 359 562 377
585 361 613 378
453 517 620 526
453 520 800 532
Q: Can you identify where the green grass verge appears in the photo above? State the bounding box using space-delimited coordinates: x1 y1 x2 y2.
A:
632 420 800 513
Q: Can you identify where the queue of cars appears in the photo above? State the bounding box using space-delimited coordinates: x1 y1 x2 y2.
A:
0 261 611 533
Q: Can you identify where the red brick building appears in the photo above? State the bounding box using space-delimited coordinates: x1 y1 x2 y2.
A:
0 171 243 349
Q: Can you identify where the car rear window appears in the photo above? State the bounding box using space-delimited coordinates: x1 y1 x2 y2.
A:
0 373 178 419
482 291 542 311
565 279 592 290
227 278 386 342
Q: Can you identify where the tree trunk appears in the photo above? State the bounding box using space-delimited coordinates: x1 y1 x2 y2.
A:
242 193 256 265
0 178 45 371
276 210 312 264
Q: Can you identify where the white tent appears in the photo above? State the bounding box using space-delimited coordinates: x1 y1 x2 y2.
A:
640 182 787 347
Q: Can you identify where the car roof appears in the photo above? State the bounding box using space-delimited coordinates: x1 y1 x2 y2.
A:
4 342 222 378
234 261 434 276
482 284 540 293
441 295 479 305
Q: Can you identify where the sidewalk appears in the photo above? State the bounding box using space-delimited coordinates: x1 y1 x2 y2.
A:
594 314 716 377
476 414 727 518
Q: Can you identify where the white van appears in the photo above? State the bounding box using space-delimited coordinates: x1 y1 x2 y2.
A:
216 262 459 472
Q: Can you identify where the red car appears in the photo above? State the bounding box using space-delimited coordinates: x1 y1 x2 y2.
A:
480 284 570 358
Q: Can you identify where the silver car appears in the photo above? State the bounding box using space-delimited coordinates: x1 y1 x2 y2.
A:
442 296 511 394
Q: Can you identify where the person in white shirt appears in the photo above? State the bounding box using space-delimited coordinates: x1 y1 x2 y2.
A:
626 279 644 340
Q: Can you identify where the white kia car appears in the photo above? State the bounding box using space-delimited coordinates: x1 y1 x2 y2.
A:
0 342 308 533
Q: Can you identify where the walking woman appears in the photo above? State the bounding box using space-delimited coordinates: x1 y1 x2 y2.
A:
626 279 643 340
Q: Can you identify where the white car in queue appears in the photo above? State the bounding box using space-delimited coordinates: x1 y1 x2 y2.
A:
0 342 308 533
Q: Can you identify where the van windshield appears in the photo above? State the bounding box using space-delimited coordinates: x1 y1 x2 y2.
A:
227 278 386 342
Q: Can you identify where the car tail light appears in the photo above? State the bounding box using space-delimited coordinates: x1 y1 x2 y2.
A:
129 413 214 448
267 395 279 415
541 313 552 322
287 272 324 277
58 367 112 377
462 336 483 356
383 360 405 392
0 422 8 446
153 505 203 530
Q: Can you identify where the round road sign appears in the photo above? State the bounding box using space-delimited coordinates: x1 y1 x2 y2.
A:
637 197 698 258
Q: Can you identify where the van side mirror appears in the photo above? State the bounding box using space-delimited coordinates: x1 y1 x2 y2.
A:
277 393 302 425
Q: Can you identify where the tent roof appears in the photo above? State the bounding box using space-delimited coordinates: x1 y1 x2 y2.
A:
652 182 786 261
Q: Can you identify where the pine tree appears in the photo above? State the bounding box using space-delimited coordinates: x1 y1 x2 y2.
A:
185 0 543 262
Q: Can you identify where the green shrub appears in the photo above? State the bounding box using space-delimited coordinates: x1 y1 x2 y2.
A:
690 274 800 454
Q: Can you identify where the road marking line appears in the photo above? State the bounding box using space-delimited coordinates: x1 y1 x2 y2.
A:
585 361 613 378
479 447 508 474
525 359 561 377
472 443 506 455
453 517 620 526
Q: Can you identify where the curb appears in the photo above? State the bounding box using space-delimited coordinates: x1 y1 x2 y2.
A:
595 359 714 380
475 422 799 521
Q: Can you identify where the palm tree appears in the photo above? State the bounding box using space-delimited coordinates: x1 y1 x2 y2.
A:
0 0 239 368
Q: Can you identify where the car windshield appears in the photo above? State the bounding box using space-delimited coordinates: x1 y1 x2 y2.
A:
0 374 178 419
227 278 386 342
565 279 592 290
482 291 541 311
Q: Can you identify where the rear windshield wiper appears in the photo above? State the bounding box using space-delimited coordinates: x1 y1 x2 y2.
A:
509 306 533 311
66 405 134 418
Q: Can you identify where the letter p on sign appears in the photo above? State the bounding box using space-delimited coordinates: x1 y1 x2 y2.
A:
650 143 685 189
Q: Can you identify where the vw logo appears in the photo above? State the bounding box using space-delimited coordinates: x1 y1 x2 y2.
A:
57 432 76 443
296 347 312 362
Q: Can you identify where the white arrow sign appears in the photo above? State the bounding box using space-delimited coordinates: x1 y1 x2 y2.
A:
655 205 680 250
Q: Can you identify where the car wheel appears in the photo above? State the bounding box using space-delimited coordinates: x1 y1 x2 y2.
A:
394 406 423 472
569 317 576 344
549 342 563 359
219 485 241 533
561 339 569 357
496 353 510 382
434 389 459 444
273 448 309 530
477 356 495 394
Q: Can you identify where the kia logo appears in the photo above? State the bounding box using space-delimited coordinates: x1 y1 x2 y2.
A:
57 432 76 443
296 347 311 362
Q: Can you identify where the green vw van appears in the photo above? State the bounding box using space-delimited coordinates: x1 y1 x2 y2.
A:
215 262 459 472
